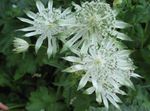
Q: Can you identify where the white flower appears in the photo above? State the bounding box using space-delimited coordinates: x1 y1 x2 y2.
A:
64 1 131 51
63 37 140 109
13 38 29 53
18 0 75 57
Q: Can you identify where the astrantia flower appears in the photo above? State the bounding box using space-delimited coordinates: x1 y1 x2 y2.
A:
13 38 29 53
18 0 75 57
64 1 131 51
63 37 140 109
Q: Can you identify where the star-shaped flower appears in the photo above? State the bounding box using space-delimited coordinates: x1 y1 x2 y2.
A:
19 0 75 57
64 37 140 109
64 1 131 52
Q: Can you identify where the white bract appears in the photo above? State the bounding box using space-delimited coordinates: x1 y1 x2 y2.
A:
64 1 131 51
64 37 140 109
13 38 29 53
18 0 75 57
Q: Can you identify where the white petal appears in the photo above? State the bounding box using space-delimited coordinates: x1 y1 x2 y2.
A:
18 17 34 24
131 73 142 78
80 40 89 54
78 73 89 90
36 1 45 13
109 79 119 89
102 94 109 109
48 0 53 12
124 79 135 89
72 39 84 50
61 8 71 18
96 89 102 104
117 60 133 68
115 74 126 85
115 20 131 29
119 66 133 70
63 56 81 63
112 31 132 41
109 93 122 103
113 9 119 16
35 35 46 53
65 29 86 48
64 65 84 73
84 87 95 95
115 89 126 95
72 2 81 11
47 35 53 58
107 95 120 109
19 27 35 32
24 31 40 37
91 77 98 89
59 19 76 27
51 38 57 55
26 11 36 19
96 94 102 104
117 50 131 57
105 38 113 49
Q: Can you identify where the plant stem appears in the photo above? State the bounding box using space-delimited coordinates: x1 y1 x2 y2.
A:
9 104 25 110
29 44 47 49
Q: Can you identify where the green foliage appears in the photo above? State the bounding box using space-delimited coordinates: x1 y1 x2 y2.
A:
0 0 150 111
88 86 150 111
0 70 10 86
26 87 66 111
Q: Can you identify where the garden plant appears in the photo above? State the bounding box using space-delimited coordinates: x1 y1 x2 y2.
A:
0 0 150 111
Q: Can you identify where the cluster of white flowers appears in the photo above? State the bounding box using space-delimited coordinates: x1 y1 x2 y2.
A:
14 0 140 109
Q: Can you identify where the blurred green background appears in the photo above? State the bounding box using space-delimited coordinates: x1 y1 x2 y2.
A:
0 0 150 111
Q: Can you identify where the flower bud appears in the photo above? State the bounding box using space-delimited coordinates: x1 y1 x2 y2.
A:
13 38 29 53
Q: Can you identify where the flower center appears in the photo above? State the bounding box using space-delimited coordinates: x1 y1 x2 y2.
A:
94 56 102 65
48 22 55 28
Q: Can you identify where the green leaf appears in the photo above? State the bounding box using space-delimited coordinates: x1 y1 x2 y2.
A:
0 70 10 86
14 54 36 80
141 49 150 64
26 87 66 111
72 94 92 111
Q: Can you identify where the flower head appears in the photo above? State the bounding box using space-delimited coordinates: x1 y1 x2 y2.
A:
64 1 131 51
18 0 75 57
13 38 29 53
64 37 140 109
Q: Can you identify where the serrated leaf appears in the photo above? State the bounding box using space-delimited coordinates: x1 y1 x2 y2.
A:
26 87 65 111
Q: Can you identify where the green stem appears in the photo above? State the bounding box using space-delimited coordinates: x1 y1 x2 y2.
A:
141 22 149 48
9 104 25 110
29 44 47 49
144 22 149 33
56 73 63 98
142 85 150 88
